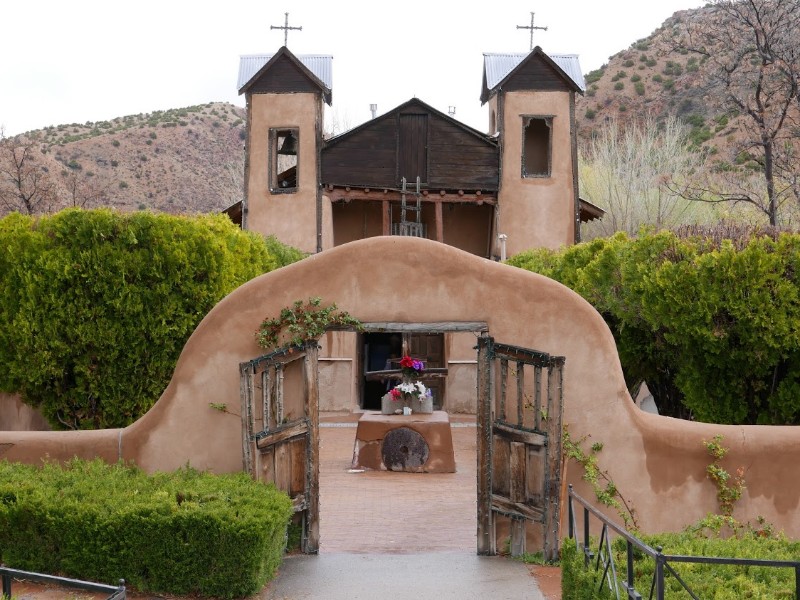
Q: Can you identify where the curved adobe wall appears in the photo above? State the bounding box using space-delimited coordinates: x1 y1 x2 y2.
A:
1 236 799 537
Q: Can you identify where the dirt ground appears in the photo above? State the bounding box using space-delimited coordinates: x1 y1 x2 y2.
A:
4 419 562 599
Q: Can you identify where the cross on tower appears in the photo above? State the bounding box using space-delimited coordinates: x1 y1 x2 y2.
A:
271 12 302 47
516 12 548 51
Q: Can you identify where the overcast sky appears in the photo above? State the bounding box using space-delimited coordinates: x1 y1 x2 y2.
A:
1 0 704 137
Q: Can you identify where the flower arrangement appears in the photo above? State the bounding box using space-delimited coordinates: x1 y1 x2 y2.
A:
389 355 432 404
389 380 432 403
399 355 425 378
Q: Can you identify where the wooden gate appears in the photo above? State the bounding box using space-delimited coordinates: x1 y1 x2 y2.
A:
239 343 319 553
476 336 565 560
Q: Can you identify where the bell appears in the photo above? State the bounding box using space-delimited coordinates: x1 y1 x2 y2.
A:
277 131 298 156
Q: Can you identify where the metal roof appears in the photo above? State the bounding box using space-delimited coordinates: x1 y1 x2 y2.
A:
237 53 333 92
483 52 585 92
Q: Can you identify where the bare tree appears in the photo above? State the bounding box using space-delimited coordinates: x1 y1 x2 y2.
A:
671 0 800 226
60 168 111 209
0 128 56 215
579 114 708 238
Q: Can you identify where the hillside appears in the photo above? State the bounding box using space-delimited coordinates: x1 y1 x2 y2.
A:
1 102 246 217
3 5 785 220
574 5 781 162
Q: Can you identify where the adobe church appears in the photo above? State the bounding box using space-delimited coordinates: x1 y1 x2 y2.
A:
229 39 602 414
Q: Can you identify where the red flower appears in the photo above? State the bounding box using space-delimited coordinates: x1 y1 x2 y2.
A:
399 355 415 369
390 388 402 400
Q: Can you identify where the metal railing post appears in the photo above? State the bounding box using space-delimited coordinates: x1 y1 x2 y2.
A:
655 550 665 600
583 505 591 567
2 572 11 598
627 540 635 592
568 484 574 540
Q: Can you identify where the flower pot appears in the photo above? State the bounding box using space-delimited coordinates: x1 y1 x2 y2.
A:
411 395 433 414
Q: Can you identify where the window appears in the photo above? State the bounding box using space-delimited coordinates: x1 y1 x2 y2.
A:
269 127 299 193
522 116 552 178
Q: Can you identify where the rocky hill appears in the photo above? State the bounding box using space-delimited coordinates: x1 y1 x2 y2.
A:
2 102 246 217
574 5 774 161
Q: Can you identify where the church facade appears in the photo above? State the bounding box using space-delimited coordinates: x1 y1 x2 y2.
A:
232 44 600 414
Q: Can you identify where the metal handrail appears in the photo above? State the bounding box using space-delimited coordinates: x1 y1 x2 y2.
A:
567 485 800 600
0 566 126 599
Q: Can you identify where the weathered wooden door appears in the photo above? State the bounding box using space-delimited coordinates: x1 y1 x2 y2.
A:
239 343 319 553
476 336 564 560
408 333 445 409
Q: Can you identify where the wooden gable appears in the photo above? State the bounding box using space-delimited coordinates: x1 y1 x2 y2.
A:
502 53 574 93
321 99 499 191
242 48 331 104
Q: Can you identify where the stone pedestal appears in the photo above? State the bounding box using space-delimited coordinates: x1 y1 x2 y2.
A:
351 411 456 473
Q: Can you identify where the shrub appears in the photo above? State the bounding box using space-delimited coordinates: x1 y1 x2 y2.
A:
0 458 293 598
562 533 800 600
614 82 624 91
0 209 304 429
507 228 800 424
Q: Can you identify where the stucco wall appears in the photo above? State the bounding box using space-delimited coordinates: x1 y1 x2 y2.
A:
1 236 799 538
246 93 322 254
497 90 576 255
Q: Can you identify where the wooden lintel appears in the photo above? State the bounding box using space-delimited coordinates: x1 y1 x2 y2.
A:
361 321 489 333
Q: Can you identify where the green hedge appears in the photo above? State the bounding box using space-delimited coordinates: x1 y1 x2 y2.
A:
0 458 293 598
0 209 304 430
561 533 800 599
507 228 800 424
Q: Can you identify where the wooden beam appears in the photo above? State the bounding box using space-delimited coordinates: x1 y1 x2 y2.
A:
491 494 545 522
255 419 309 449
360 321 489 333
492 422 546 446
325 187 497 205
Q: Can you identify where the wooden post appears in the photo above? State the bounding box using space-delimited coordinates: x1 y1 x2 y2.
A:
543 357 565 561
382 199 390 236
476 335 495 555
303 343 321 553
435 201 444 242
239 363 254 476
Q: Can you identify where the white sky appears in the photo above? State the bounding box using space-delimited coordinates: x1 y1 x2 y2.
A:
0 0 704 137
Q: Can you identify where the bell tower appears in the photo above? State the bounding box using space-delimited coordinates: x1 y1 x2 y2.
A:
481 48 584 256
237 47 332 253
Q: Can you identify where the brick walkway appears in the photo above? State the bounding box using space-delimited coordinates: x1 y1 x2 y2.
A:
318 414 478 554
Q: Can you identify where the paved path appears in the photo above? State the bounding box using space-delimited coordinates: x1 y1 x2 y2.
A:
261 416 546 599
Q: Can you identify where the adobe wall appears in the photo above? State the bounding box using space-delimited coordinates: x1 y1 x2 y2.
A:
1 236 799 538
246 93 329 254
497 90 576 255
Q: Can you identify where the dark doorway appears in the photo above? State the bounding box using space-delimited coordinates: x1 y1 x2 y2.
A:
360 331 446 410
361 332 403 410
